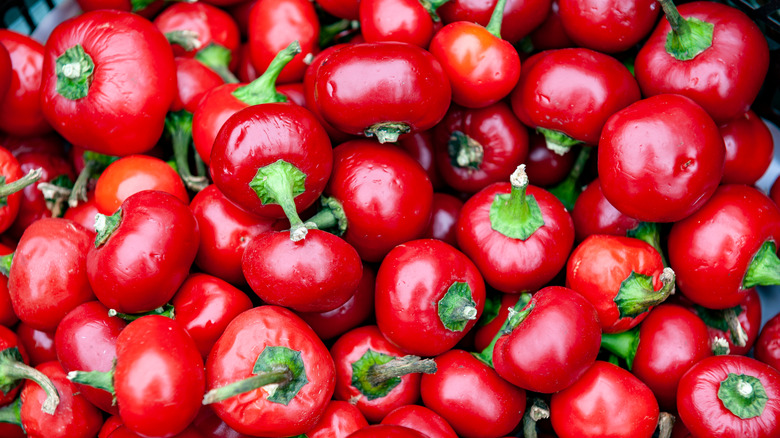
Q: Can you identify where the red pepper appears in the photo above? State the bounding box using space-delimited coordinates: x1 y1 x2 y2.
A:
0 30 51 137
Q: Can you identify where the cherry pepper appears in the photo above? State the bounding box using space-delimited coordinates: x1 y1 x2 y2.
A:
39 10 176 156
428 0 521 109
668 184 780 309
635 0 769 125
86 190 200 314
566 235 675 333
69 315 205 438
203 306 335 437
0 325 60 414
456 164 574 293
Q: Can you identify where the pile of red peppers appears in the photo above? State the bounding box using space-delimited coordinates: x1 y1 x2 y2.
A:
0 0 779 437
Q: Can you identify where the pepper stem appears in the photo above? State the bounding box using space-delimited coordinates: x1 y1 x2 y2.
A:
473 293 532 367
549 146 591 211
0 397 22 426
56 44 94 100
195 43 239 84
231 41 300 105
600 327 640 370
419 0 450 21
489 164 545 240
626 222 668 267
536 127 581 155
448 131 484 170
712 337 731 355
94 209 122 248
613 267 675 319
202 367 292 405
365 356 437 387
305 196 348 236
438 282 479 332
0 348 60 415
657 412 675 438
165 30 202 52
0 252 12 277
485 0 509 38
742 241 780 289
319 19 359 47
0 168 42 200
522 397 550 438
658 0 713 61
724 307 748 348
364 122 411 144
166 111 208 192
248 160 310 241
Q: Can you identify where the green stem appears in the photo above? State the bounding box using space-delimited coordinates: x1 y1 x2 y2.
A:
658 0 689 35
485 0 509 38
231 41 300 105
319 19 359 48
536 127 582 155
724 307 748 348
600 327 640 370
522 397 550 438
448 131 484 170
194 152 207 177
94 209 122 248
195 43 239 84
248 160 310 241
0 168 42 201
657 412 675 438
0 348 60 415
108 304 175 322
613 267 676 319
548 146 591 211
742 241 780 289
305 196 348 236
0 397 22 427
658 0 713 61
626 222 668 267
489 164 545 240
202 367 292 405
166 111 208 192
473 293 532 367
364 122 411 144
67 161 95 208
419 0 450 21
0 252 12 277
365 356 437 387
165 30 202 52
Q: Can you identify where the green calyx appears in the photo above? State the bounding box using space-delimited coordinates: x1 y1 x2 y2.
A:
0 168 43 207
56 44 94 100
94 208 122 248
249 159 311 241
0 347 60 415
0 252 12 277
165 30 202 52
473 293 532 367
202 346 306 405
485 0 508 38
130 0 156 12
659 0 713 61
448 131 484 170
351 350 436 400
613 267 676 319
712 337 731 356
305 196 348 236
626 222 668 267
536 127 582 156
232 41 300 105
718 373 768 419
548 146 591 211
67 368 115 402
364 122 411 144
600 327 640 370
490 164 545 240
195 43 239 84
0 397 22 428
108 304 175 322
418 0 450 22
438 282 479 332
742 240 780 289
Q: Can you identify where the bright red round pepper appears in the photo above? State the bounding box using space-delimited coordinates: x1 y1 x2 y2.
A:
719 110 774 186
302 400 368 438
557 0 660 53
438 0 551 44
0 30 51 137
154 2 241 63
94 155 189 214
381 405 458 438
756 312 780 371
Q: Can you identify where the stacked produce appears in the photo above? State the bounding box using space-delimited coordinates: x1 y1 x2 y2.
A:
0 0 779 437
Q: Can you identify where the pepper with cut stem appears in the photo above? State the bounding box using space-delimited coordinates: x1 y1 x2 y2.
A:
0 326 59 414
456 164 575 293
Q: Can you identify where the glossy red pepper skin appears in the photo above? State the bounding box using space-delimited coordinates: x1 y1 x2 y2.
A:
172 274 253 359
511 48 640 145
631 304 712 410
192 406 254 438
0 325 30 406
302 44 357 144
571 178 640 242
359 0 441 48
493 286 601 393
192 83 244 165
598 94 725 223
331 325 424 423
325 139 434 262
550 361 659 438
529 0 575 51
423 193 463 248
381 405 458 438
473 293 520 352
114 316 205 438
190 185 278 286
420 349 526 438
242 229 363 312
210 103 332 218
0 147 24 234
348 425 429 438
677 355 780 438
375 239 486 356
433 102 529 193
55 301 126 414
0 243 17 327
171 57 225 113
0 30 51 137
566 234 667 333
756 312 780 371
248 0 319 84
428 22 521 109
297 265 376 341
438 0 551 44
154 2 240 62
20 362 103 438
15 323 56 367
9 218 95 331
524 132 577 187
40 10 177 156
668 185 780 309
0 43 10 102
63 190 99 233
313 42 451 140
719 110 774 185
94 155 189 215
303 400 368 438
397 130 445 190
635 2 769 125
456 182 574 293
558 0 659 53
206 306 335 437
87 190 200 314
